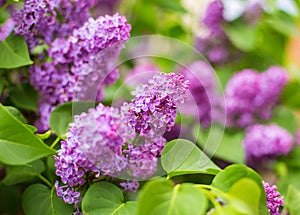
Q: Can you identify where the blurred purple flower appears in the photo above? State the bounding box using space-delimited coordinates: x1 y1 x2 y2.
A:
180 61 224 128
0 17 15 41
243 124 293 165
225 66 288 127
263 181 284 215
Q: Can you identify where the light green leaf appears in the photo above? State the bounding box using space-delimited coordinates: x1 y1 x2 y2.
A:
286 185 300 215
2 159 45 185
22 184 73 215
0 34 32 69
227 178 261 215
161 139 220 177
82 182 136 215
50 101 96 139
212 164 269 215
9 83 38 111
271 106 297 134
4 106 27 123
0 104 55 165
137 179 208 215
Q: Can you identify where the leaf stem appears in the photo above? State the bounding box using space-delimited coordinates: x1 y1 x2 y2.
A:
38 174 52 188
50 137 60 149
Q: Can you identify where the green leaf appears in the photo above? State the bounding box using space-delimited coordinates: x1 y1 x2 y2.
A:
281 81 300 109
22 184 74 215
4 106 27 123
0 34 32 69
10 83 38 111
195 125 245 164
137 179 208 215
1 159 45 185
212 164 269 215
224 23 257 51
286 185 300 215
266 11 297 36
227 178 261 215
82 182 136 215
26 125 37 133
0 104 55 165
161 139 220 177
271 106 297 134
50 101 96 139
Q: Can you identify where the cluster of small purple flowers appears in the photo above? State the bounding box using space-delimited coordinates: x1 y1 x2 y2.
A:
54 73 189 205
243 124 293 165
225 66 288 128
12 0 96 48
263 181 284 215
30 13 131 130
195 0 230 64
180 61 224 128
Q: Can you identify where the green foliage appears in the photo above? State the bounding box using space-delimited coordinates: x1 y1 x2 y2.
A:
0 104 55 165
50 101 96 139
1 160 45 185
286 185 300 215
22 184 74 215
281 81 300 109
0 34 33 69
4 106 27 123
211 164 269 215
82 182 136 215
161 139 220 177
271 106 297 133
137 179 208 215
195 125 245 164
9 83 38 112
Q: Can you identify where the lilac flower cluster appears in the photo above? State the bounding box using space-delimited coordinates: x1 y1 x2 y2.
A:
180 61 224 128
243 124 293 165
0 17 15 41
13 0 57 48
30 14 131 130
121 73 190 138
195 0 230 64
225 66 288 128
54 73 189 205
263 181 284 215
12 0 96 48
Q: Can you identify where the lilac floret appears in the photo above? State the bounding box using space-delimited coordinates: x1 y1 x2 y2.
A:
243 124 293 164
263 181 284 215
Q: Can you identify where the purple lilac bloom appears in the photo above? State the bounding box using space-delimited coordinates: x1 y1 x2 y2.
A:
54 73 189 206
30 13 131 130
13 0 56 48
121 73 190 139
180 61 223 128
195 0 230 64
243 124 293 165
263 181 284 215
120 181 139 192
225 67 288 128
0 17 15 41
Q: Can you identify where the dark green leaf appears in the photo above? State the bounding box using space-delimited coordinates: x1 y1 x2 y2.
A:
2 159 45 185
0 76 4 95
212 164 269 215
161 139 220 177
10 83 38 111
137 179 208 215
286 185 300 215
0 34 32 69
50 101 96 139
0 104 55 165
194 125 245 163
82 181 136 215
4 106 27 123
22 184 73 215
